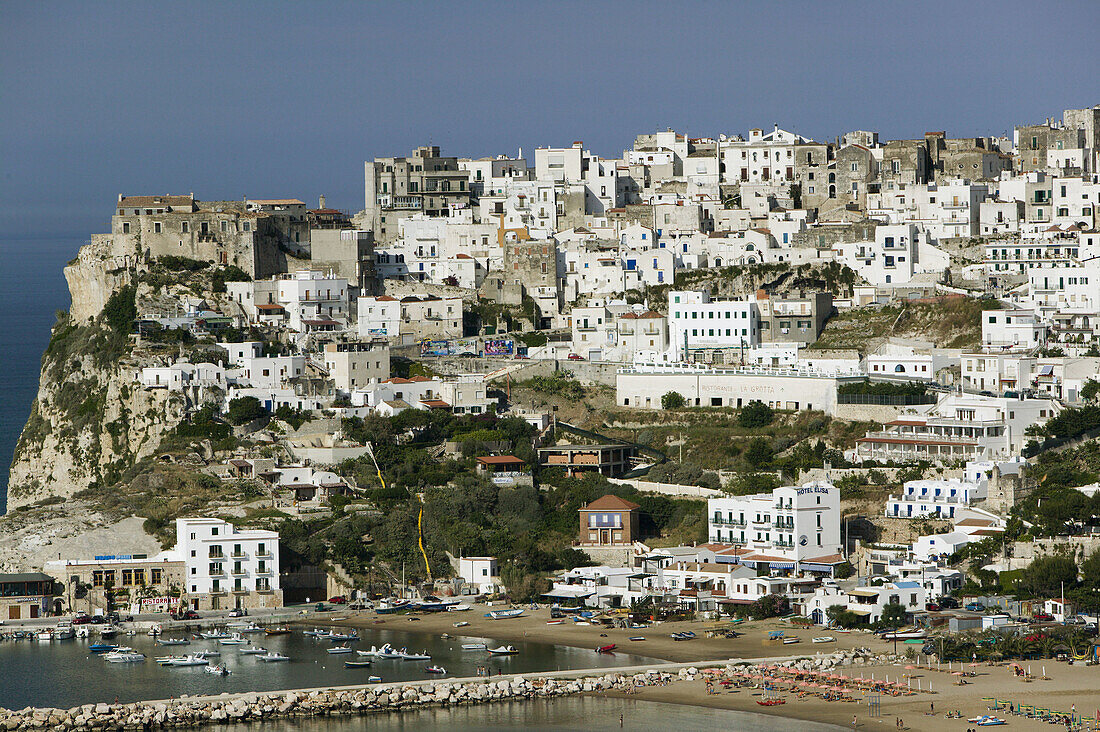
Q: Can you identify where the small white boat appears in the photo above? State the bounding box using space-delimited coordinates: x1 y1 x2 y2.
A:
53 623 75 640
328 631 359 641
166 655 210 667
398 649 431 660
104 651 145 663
156 638 190 646
36 629 54 642
239 646 267 655
219 633 247 645
194 649 220 658
880 628 927 641
461 643 487 651
99 626 118 638
452 621 470 628
484 608 524 620
257 652 289 662
327 645 354 654
147 624 162 636
487 645 519 655
75 626 91 638
226 623 263 633
447 604 471 612
204 663 231 676
366 675 382 683
812 636 836 644
424 665 446 674
201 631 231 640
782 637 801 645
377 646 403 659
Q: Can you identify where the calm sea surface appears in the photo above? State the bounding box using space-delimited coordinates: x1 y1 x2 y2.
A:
217 697 846 731
0 627 662 709
0 237 82 513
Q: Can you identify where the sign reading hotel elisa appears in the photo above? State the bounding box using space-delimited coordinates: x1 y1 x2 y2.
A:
796 484 831 496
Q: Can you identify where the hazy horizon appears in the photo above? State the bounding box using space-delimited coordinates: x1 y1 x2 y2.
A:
2 0 1097 240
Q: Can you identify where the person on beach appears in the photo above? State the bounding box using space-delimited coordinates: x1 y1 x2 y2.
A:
852 714 857 729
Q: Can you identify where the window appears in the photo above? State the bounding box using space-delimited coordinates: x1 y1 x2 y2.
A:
151 568 162 585
122 222 130 234
153 222 161 233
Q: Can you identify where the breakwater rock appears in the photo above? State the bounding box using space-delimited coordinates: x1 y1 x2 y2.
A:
0 671 667 730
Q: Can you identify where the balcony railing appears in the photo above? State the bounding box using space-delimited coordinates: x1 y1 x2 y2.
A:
711 517 747 527
230 551 247 559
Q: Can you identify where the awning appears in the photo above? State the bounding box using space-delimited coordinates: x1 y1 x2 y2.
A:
542 587 594 599
848 607 874 616
848 588 880 598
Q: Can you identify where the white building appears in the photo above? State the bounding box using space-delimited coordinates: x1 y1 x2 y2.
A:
322 341 390 392
885 478 986 519
667 289 760 358
707 480 841 562
803 581 927 625
457 557 502 595
866 341 955 381
140 361 226 391
981 309 1047 350
174 518 280 611
275 270 349 332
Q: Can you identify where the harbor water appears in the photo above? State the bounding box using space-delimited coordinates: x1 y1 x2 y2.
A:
0 626 659 710
213 697 846 731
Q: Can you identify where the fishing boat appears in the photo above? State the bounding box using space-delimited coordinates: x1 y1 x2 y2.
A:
424 665 446 674
36 629 54 642
99 626 118 638
546 619 564 625
596 644 616 653
89 643 118 653
398 649 432 660
880 628 926 641
239 646 267 655
374 599 410 615
257 652 290 662
327 645 354 654
811 636 835 644
782 637 801 644
53 623 75 640
452 621 470 628
219 633 247 645
628 636 646 641
366 675 382 683
484 608 524 620
264 627 291 636
344 659 373 668
204 663 231 676
461 643 487 651
156 638 190 646
487 645 519 655
104 651 145 663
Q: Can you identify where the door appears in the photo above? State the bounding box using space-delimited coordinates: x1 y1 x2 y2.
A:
8 605 19 620
30 605 39 618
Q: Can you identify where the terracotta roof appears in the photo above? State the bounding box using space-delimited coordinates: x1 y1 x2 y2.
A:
376 295 397 302
955 518 995 527
802 553 845 564
638 310 663 319
455 253 473 259
583 495 640 511
419 398 451 408
476 455 526 465
256 303 285 311
384 377 412 384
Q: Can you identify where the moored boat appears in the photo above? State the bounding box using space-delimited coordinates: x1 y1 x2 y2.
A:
596 644 616 653
257 652 289 662
398 649 431 660
156 638 190 646
239 646 267 655
327 645 353 654
424 665 446 674
344 659 373 668
264 627 291 636
461 643 487 651
204 663 231 676
103 651 145 663
487 645 519 655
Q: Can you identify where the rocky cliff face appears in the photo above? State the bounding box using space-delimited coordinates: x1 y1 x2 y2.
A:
6 242 183 511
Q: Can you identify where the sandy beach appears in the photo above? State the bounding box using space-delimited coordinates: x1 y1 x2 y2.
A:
318 603 903 662
314 604 1100 730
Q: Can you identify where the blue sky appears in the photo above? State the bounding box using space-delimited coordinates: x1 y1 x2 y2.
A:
1 0 1097 239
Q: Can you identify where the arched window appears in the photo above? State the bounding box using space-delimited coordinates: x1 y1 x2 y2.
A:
894 364 906 373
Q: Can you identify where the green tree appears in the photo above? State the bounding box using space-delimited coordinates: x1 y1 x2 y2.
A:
103 285 137 333
743 438 774 469
661 391 686 409
738 400 774 428
1080 548 1100 589
833 561 854 579
1018 555 1078 597
226 396 268 425
1081 379 1100 403
881 602 907 628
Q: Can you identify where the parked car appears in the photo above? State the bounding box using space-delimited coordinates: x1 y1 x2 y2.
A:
925 602 941 612
939 597 960 609
228 608 246 618
567 353 583 360
1032 612 1054 622
965 602 985 612
90 615 106 624
328 596 347 604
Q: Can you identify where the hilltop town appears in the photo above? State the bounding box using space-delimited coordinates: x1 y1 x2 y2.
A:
3 106 1100 639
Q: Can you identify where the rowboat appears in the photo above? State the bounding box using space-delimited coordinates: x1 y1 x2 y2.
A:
812 636 835 644
782 637 801 644
484 608 524 620
204 664 231 676
89 644 117 653
546 619 564 625
757 699 785 706
628 636 646 641
452 621 470 628
596 644 616 653
461 643 487 651
424 665 446 674
880 629 926 641
344 659 373 668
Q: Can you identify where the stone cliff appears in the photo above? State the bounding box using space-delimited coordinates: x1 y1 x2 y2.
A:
7 242 192 511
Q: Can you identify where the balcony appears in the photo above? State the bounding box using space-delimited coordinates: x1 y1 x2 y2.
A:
775 541 795 549
231 586 248 594
752 517 771 525
208 567 225 577
230 551 247 559
230 567 248 577
712 517 746 527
